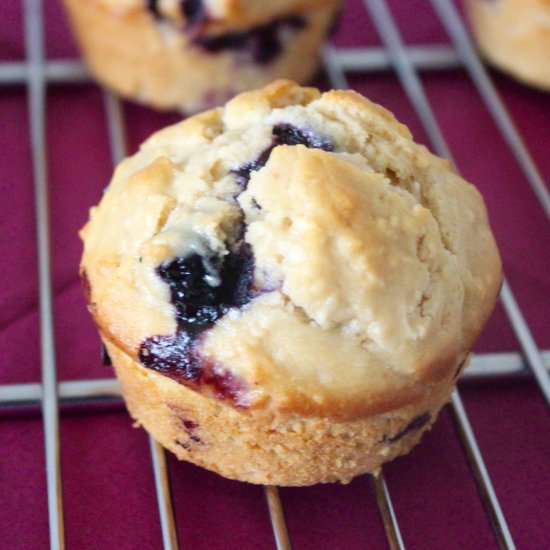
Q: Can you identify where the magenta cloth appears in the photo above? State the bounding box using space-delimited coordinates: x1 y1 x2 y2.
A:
1 1 549 548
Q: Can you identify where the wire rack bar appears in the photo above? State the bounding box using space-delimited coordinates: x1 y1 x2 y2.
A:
363 0 453 159
362 1 517 547
0 379 120 406
0 45 461 87
372 474 406 550
500 281 550 406
321 46 350 89
2 348 550 408
431 0 550 223
24 0 65 548
325 44 460 73
103 91 127 167
150 438 180 550
0 59 87 85
102 91 179 550
450 391 517 550
466 349 550 377
264 486 293 550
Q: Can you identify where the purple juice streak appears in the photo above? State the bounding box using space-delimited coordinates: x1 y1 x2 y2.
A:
139 335 250 405
82 272 112 368
454 357 468 379
81 270 92 302
385 412 431 443
101 344 112 367
182 418 201 443
202 362 249 404
182 419 199 430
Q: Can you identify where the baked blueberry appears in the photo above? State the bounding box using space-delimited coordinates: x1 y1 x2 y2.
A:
139 242 254 389
139 332 201 382
157 246 254 331
181 0 206 24
233 123 333 187
157 254 222 331
272 123 333 150
195 16 306 64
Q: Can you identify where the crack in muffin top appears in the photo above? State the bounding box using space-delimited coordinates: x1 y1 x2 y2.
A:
80 80 501 420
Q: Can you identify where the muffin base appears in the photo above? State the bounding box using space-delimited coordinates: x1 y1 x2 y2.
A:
62 0 339 112
106 341 460 486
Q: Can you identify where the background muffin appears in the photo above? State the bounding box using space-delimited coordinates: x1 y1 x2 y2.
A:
80 81 502 485
466 0 550 90
62 0 341 112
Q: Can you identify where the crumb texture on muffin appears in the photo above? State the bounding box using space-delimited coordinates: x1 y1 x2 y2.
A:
81 80 502 421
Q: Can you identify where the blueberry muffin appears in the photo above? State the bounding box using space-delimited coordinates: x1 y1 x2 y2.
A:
62 0 340 112
466 0 550 90
80 80 502 485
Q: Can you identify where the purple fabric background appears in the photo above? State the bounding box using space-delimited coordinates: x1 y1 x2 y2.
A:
1 0 549 548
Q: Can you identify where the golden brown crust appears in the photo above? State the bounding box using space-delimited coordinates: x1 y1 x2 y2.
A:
62 0 339 112
466 0 550 90
108 341 458 485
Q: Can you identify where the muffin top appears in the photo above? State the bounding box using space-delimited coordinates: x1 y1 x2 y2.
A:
81 80 501 420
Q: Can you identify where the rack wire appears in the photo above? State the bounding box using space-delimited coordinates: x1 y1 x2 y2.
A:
2 0 550 549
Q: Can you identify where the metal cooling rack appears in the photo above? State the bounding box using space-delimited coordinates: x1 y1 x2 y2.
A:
1 0 549 549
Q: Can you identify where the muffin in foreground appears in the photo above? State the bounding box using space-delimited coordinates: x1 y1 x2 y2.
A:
62 0 340 112
466 0 550 91
80 80 502 485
